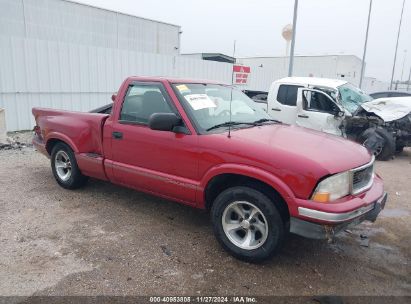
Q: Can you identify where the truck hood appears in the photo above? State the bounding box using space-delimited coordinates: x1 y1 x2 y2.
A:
227 124 371 175
361 97 411 122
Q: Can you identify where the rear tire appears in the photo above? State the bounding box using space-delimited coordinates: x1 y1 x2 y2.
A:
51 142 88 189
211 186 285 263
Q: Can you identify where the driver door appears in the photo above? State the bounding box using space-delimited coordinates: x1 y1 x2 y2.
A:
296 88 344 136
109 82 199 205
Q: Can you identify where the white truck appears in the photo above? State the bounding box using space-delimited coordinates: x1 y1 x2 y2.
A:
255 77 411 160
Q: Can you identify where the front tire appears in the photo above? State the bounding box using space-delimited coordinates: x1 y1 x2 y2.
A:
374 128 396 161
51 142 88 189
211 186 285 263
359 128 395 161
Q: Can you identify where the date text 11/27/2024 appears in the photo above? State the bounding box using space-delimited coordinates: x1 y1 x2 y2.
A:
149 296 257 303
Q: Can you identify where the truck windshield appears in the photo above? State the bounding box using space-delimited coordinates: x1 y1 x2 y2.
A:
172 83 272 133
337 83 373 114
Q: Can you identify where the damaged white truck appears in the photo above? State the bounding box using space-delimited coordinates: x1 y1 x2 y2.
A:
256 77 411 160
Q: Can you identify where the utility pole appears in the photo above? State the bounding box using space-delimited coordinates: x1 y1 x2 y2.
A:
407 66 411 91
359 0 372 89
390 0 406 90
288 0 298 77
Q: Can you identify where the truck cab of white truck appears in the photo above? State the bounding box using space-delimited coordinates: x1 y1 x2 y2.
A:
259 77 373 136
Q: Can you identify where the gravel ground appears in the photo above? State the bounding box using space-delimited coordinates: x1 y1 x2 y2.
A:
0 132 410 297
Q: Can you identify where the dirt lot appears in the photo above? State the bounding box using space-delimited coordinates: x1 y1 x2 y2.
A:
0 132 410 297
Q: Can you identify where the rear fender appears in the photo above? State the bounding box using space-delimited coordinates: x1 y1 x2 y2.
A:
46 132 79 154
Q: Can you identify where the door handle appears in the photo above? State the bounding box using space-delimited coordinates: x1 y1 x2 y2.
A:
271 108 281 111
298 114 309 118
112 131 123 139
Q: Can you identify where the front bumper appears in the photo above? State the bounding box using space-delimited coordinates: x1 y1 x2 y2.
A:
290 191 387 240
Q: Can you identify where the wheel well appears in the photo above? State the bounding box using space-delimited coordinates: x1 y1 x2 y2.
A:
45 139 65 155
204 174 290 223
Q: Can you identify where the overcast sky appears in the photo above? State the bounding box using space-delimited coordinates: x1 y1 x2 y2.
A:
76 0 411 82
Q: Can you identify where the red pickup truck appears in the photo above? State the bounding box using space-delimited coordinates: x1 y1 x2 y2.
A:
32 76 387 262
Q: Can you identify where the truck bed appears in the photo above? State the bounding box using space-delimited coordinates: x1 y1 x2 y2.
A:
32 108 109 155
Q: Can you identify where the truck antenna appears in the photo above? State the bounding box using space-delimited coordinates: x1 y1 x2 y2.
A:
228 40 236 138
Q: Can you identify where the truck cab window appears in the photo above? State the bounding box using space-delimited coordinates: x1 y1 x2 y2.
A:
172 83 270 133
120 84 172 124
303 91 339 114
277 85 303 106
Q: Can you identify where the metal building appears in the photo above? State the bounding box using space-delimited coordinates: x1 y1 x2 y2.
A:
0 0 232 131
0 0 181 55
237 55 364 92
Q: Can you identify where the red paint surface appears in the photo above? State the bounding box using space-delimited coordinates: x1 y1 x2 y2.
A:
32 76 384 224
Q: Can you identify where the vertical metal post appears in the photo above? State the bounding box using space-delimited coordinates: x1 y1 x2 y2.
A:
228 40 236 139
390 0 406 90
288 0 298 77
407 66 411 91
359 0 372 89
400 49 407 81
231 40 236 85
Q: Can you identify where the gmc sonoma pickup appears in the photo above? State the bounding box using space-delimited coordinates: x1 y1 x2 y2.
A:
32 76 387 262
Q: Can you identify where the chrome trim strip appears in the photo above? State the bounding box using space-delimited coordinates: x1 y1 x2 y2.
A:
352 155 375 172
298 203 376 223
350 155 375 195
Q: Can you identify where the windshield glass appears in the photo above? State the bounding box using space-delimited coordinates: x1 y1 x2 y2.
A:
172 83 272 133
338 83 373 114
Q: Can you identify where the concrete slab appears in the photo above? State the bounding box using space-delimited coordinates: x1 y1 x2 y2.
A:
0 108 8 144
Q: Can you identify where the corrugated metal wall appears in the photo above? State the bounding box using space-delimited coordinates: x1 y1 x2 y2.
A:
0 0 180 55
0 37 232 131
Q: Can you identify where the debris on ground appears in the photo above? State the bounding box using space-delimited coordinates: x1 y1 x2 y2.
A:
313 268 323 278
0 132 33 150
360 234 369 247
160 245 172 256
0 140 27 150
360 238 370 247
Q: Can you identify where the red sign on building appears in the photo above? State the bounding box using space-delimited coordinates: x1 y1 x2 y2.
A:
233 65 250 85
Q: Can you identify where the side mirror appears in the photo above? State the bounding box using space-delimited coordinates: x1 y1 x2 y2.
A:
335 110 345 118
148 113 182 132
111 94 117 102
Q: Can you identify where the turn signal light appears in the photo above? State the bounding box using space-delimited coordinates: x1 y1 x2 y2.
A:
312 192 330 203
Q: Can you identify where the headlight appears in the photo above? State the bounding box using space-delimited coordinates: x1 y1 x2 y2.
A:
311 171 350 203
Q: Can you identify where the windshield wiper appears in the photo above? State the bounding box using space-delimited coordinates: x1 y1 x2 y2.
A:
206 119 281 132
206 121 255 131
252 118 281 125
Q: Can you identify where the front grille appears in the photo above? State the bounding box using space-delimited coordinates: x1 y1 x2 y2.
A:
351 158 374 194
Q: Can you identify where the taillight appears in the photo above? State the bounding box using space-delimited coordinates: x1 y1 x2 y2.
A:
33 125 41 136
